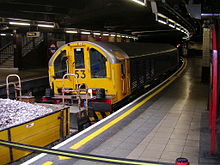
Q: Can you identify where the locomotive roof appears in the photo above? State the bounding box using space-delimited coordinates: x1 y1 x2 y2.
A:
110 42 176 58
49 41 176 66
90 42 176 59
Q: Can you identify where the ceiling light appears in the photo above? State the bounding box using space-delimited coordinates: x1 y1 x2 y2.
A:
176 23 181 27
93 32 101 35
157 20 167 25
0 33 6 36
155 12 191 38
9 21 30 26
110 34 116 37
168 19 175 23
157 13 167 19
130 0 146 6
201 13 220 16
103 33 109 36
65 30 78 34
168 24 175 28
81 31 91 35
37 24 55 28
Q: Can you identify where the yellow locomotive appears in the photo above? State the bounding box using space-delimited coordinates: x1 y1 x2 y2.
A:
45 41 179 122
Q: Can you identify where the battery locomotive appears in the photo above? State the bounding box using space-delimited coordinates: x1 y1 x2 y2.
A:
45 41 179 122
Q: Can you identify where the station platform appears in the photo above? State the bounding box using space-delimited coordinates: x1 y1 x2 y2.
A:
0 68 48 85
0 67 49 99
21 57 215 165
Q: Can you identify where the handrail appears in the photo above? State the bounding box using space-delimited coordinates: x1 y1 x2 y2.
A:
61 73 78 105
6 74 22 100
22 34 44 57
61 73 90 117
0 41 13 52
0 42 14 65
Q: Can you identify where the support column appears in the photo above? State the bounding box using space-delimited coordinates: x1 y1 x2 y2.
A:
13 31 22 69
116 36 122 42
216 20 220 154
202 27 211 82
88 35 96 41
0 36 2 48
109 36 116 42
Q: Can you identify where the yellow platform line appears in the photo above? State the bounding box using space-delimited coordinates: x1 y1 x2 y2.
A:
70 59 187 150
41 161 53 165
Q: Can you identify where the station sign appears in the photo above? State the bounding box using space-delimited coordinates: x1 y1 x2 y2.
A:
26 32 41 37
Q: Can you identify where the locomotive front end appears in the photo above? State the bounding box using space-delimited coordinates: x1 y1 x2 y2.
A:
46 41 130 122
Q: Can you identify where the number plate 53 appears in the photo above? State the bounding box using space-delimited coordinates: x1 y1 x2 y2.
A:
75 70 86 79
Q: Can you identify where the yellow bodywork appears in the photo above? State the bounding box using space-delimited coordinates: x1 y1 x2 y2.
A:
0 130 10 165
0 107 70 165
49 42 131 104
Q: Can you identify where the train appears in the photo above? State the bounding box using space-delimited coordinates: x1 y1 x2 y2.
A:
43 41 180 123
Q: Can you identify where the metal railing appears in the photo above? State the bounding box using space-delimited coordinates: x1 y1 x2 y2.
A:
6 74 22 100
22 34 44 57
61 73 92 117
0 34 44 67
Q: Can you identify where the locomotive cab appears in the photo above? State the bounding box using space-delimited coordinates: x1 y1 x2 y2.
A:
48 41 131 105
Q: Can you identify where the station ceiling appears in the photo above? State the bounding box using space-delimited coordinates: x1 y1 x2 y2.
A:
0 0 216 43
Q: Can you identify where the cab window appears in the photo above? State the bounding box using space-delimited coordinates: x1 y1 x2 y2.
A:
90 48 107 78
54 50 68 78
74 48 85 69
121 61 126 78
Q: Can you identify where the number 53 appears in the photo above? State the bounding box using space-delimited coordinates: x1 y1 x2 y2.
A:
75 70 86 79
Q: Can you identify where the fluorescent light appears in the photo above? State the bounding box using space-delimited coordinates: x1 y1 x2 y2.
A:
122 35 125 37
176 23 181 27
93 32 101 35
130 0 145 6
65 30 78 34
157 13 167 19
9 21 30 26
0 33 6 36
168 24 175 28
81 31 91 35
155 12 191 38
37 24 54 28
157 19 167 25
117 35 121 37
110 34 116 37
201 13 220 16
168 19 175 23
103 33 109 36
